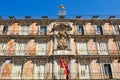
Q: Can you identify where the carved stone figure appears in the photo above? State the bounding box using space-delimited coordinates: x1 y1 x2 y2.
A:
57 31 67 50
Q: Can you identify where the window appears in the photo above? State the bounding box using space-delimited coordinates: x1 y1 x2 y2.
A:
2 25 8 35
104 64 113 79
118 25 120 34
96 26 103 35
114 25 120 35
77 25 84 35
40 26 47 35
117 41 120 52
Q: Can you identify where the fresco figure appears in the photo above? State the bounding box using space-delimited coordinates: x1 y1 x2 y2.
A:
0 60 12 79
27 39 36 55
104 22 113 34
10 23 19 35
6 39 16 56
88 39 98 54
85 22 95 35
29 23 38 35
108 38 118 54
91 60 101 79
70 59 78 79
23 60 34 79
112 60 120 78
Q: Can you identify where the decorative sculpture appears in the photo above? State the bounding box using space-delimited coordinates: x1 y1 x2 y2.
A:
57 31 67 50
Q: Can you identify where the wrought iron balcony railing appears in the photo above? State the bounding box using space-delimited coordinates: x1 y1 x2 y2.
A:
0 72 120 79
0 30 120 36
0 49 119 56
77 30 120 35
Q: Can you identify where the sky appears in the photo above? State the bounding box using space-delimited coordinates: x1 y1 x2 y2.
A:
0 0 120 17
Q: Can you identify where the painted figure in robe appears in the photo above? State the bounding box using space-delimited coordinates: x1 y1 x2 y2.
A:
108 38 118 54
6 39 16 55
104 22 113 34
85 22 95 35
29 23 38 35
23 60 34 79
27 39 36 55
10 23 19 35
0 60 12 79
88 39 98 54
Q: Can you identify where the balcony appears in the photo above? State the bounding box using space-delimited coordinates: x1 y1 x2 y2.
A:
0 73 120 80
77 30 120 36
0 29 120 37
77 50 119 56
0 50 49 56
0 29 48 36
0 49 119 56
53 49 72 55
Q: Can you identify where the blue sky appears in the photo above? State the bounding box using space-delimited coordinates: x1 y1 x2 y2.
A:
0 0 120 16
